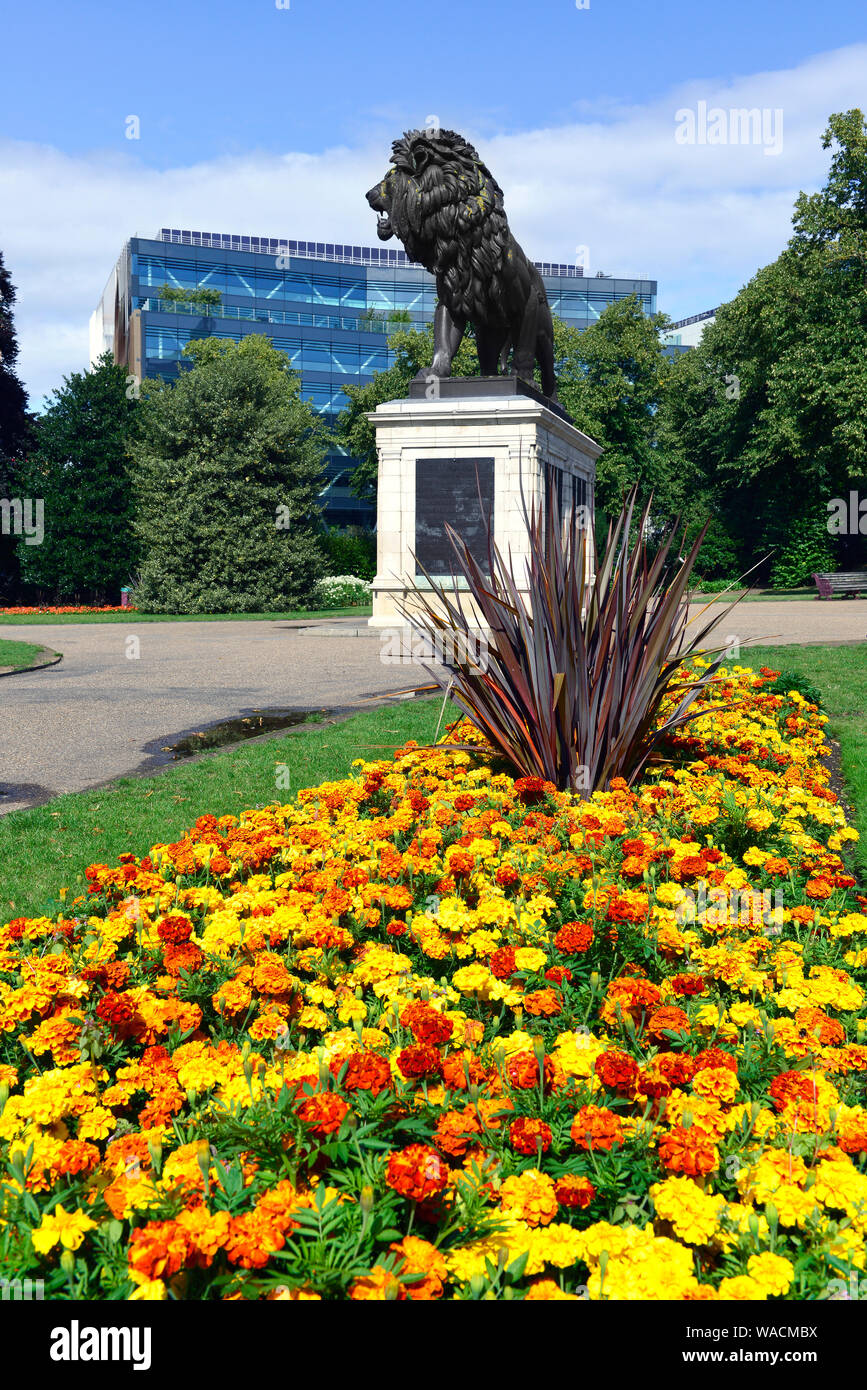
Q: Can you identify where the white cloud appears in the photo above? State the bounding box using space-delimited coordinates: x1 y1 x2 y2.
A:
2 41 865 404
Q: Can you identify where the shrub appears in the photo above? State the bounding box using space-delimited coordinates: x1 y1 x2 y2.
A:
129 337 326 613
321 528 376 581
762 668 824 708
399 477 742 794
311 574 371 608
770 514 836 589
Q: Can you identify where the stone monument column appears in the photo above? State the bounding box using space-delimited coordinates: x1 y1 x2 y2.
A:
367 377 601 631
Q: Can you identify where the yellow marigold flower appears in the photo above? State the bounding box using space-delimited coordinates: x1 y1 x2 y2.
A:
500 1169 558 1227
31 1203 97 1254
129 1278 168 1300
650 1176 725 1244
513 947 547 973
718 1275 767 1300
528 1223 585 1268
747 1252 794 1296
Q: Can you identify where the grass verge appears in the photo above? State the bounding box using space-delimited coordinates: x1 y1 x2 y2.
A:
0 638 59 671
0 697 444 921
0 607 372 626
742 642 867 878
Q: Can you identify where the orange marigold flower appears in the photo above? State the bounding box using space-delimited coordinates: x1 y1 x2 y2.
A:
298 1093 350 1137
390 1235 447 1300
435 1108 483 1158
400 1001 454 1047
805 877 834 900
658 1126 718 1176
554 921 594 954
570 1105 624 1152
646 1006 690 1042
523 989 562 1017
385 1144 449 1202
349 1265 406 1300
331 1051 392 1097
506 1051 563 1095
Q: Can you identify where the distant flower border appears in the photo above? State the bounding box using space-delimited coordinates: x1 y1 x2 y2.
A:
0 606 137 615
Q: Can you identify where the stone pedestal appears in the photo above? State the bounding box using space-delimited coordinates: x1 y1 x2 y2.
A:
368 379 602 631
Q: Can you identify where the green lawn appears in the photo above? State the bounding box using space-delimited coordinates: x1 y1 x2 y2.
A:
0 607 372 626
741 642 867 878
0 697 445 922
0 637 58 670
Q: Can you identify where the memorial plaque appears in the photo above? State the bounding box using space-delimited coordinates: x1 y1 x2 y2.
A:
415 457 494 576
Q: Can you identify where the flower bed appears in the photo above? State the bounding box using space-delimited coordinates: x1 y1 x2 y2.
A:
2 663 866 1301
0 606 136 615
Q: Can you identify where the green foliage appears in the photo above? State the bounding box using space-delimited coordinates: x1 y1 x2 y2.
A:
659 109 867 577
157 284 223 306
402 480 740 794
762 668 824 708
15 354 138 600
553 299 676 517
129 336 327 613
321 527 376 580
336 324 479 500
770 512 836 589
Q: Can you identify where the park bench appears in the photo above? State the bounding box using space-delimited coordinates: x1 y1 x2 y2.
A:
812 571 867 599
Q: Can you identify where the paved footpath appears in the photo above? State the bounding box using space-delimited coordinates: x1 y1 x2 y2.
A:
0 601 864 815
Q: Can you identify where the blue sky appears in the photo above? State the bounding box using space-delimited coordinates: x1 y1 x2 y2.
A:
1 0 866 400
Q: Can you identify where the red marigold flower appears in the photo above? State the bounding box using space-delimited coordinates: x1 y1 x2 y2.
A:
322 887 352 916
554 921 594 954
298 1093 350 1137
693 1047 737 1074
156 915 193 944
386 922 407 937
331 1051 392 1097
514 777 547 805
554 1174 596 1209
453 794 477 812
570 1105 624 1152
506 1052 562 1095
594 1049 639 1092
490 946 517 979
671 973 705 997
400 1001 453 1047
385 1144 449 1202
495 865 520 889
397 1044 444 1081
544 965 572 985
509 1116 553 1155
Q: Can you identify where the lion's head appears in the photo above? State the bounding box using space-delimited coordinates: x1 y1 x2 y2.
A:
365 130 509 308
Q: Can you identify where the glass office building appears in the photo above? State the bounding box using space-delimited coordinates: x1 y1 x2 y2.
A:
90 230 657 526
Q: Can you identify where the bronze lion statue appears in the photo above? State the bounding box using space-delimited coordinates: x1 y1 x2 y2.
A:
366 129 559 402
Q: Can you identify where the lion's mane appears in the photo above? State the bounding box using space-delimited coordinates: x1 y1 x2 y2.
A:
384 129 515 326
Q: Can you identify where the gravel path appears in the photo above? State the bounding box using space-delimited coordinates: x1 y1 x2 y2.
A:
0 601 863 814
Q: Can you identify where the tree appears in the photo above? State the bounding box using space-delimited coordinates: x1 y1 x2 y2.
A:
0 249 31 596
15 354 138 600
338 324 478 500
0 249 29 459
552 298 676 518
130 335 326 612
660 110 867 579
